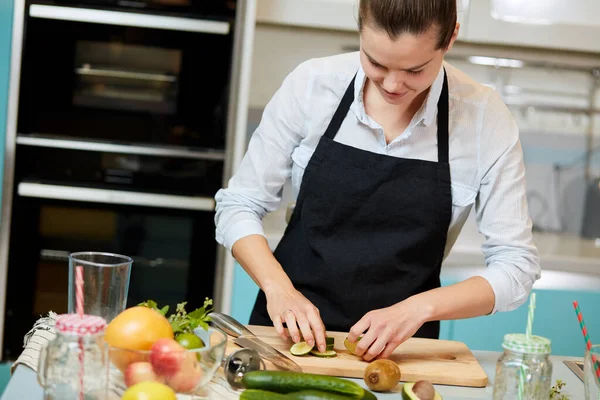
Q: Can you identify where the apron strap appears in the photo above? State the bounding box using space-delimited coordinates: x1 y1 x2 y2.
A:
323 69 450 166
436 69 450 164
323 75 357 140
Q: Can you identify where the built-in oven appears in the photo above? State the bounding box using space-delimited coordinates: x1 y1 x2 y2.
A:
18 0 235 149
2 143 224 359
0 0 248 360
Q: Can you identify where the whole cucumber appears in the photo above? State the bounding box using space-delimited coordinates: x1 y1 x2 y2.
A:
241 370 364 399
287 390 355 400
240 389 289 400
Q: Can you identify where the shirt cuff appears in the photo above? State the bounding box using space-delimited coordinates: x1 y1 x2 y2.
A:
476 266 521 315
217 218 266 252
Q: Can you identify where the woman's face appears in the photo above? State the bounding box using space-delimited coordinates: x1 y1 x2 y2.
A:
359 23 458 106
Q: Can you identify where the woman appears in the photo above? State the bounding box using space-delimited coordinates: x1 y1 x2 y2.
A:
215 0 541 361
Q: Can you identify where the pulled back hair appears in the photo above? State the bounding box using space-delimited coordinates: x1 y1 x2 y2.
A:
358 0 457 50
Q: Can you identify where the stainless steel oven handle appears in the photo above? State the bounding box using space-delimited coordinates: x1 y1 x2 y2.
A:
29 4 230 35
18 183 215 211
17 135 226 161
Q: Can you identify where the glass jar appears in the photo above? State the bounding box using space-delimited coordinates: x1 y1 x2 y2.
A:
38 314 108 400
493 334 553 400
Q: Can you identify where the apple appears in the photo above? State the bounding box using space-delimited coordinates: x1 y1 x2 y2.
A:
124 362 163 387
165 353 203 393
150 338 186 378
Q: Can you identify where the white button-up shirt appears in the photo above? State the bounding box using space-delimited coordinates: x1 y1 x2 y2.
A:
215 52 541 314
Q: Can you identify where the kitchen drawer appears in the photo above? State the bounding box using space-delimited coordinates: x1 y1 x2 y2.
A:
231 262 453 340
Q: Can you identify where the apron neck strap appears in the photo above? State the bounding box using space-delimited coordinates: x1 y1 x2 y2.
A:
323 68 450 165
436 68 449 164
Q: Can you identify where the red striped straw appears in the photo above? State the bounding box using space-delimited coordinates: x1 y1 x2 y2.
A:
573 301 600 384
76 266 84 400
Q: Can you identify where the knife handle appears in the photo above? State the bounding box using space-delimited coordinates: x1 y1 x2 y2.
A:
209 312 255 338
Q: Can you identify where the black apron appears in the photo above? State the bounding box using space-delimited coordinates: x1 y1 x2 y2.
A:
249 70 452 338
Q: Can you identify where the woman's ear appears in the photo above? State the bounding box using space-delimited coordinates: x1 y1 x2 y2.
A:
445 22 460 52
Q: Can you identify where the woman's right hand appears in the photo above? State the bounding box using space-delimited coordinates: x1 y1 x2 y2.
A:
265 286 328 353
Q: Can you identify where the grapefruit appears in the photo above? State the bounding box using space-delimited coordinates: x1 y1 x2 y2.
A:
105 306 174 372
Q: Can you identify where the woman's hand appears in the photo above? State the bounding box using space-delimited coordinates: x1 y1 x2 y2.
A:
347 297 430 361
265 286 328 353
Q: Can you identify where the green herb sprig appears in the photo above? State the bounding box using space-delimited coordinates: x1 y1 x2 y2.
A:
550 380 569 400
139 297 214 336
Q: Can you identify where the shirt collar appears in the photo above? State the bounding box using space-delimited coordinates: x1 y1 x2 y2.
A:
352 63 446 128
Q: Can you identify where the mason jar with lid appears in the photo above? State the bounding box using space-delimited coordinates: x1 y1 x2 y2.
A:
38 314 108 400
493 333 553 400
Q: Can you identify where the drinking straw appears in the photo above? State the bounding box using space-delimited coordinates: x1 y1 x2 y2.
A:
518 293 536 400
526 292 536 339
76 266 84 400
573 301 600 386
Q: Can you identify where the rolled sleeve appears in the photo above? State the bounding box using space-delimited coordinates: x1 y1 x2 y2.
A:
214 62 311 251
474 91 541 313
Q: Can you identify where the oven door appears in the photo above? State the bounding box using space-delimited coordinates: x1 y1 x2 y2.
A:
2 144 222 359
17 0 234 149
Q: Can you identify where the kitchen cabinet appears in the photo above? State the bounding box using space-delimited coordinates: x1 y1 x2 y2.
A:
0 0 12 214
464 0 600 54
255 0 470 43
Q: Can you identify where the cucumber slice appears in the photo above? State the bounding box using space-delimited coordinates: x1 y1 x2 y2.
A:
310 349 337 357
290 341 314 356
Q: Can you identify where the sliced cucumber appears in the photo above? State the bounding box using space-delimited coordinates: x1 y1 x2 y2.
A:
310 349 337 357
241 370 364 398
290 341 314 356
325 336 335 351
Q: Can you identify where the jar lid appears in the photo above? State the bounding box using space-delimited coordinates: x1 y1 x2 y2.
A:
502 333 552 354
56 314 106 335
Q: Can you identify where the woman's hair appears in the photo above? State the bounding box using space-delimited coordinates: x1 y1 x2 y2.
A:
358 0 457 50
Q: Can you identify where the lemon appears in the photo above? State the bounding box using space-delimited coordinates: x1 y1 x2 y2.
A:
121 382 177 400
290 341 314 356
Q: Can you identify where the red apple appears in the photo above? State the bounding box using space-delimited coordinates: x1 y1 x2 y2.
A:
166 352 203 393
124 361 162 387
150 338 186 378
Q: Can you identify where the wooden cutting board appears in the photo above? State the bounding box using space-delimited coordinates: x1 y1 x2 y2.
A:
226 325 488 388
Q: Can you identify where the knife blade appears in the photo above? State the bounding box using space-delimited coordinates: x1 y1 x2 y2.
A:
209 312 303 373
234 335 303 373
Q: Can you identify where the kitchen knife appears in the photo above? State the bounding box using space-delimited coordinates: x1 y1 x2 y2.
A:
209 312 303 373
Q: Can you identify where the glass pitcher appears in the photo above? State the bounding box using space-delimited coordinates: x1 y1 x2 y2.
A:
38 314 108 400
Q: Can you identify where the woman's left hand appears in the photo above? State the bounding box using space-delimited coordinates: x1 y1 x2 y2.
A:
347 297 431 361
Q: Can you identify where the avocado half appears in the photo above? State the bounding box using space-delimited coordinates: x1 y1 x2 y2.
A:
402 382 443 400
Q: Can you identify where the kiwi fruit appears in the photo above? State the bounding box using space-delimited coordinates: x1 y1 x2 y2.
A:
363 359 401 392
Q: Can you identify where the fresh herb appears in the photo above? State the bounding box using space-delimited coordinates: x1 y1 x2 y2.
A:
550 379 569 400
139 297 214 336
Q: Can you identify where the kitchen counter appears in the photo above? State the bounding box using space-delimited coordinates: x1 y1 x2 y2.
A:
2 351 585 399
